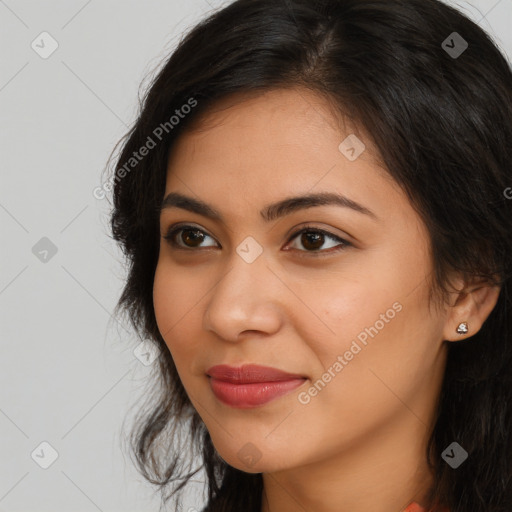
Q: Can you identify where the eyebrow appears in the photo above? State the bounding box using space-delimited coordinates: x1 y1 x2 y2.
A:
160 191 378 223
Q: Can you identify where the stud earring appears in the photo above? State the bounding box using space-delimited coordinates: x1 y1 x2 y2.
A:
456 321 469 335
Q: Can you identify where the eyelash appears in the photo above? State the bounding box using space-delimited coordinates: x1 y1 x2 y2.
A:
162 223 351 256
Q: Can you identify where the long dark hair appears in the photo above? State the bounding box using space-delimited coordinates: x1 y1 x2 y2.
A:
106 0 512 510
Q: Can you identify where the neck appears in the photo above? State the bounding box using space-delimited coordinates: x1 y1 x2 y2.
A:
260 411 434 512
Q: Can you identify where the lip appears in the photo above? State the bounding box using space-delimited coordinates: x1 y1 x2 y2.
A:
206 364 307 408
206 364 306 383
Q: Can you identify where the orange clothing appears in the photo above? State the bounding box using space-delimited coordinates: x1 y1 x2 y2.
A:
405 504 427 512
405 502 450 512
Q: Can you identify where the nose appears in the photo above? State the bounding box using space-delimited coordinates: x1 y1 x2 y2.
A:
202 251 284 343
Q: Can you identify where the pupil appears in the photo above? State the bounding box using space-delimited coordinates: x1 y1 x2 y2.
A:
183 229 204 247
302 231 323 250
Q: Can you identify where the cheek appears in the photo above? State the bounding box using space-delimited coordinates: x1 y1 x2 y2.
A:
153 262 176 339
152 261 203 359
295 272 396 360
309 280 437 416
302 259 434 387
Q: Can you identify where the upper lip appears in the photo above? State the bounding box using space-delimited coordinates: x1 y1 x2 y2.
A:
206 364 306 383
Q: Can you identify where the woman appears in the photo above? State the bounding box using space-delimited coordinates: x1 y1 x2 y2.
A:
107 0 512 510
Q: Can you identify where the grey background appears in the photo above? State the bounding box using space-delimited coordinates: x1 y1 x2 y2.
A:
1 1 511 511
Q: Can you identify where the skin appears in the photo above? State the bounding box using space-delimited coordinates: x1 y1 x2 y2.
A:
152 87 500 512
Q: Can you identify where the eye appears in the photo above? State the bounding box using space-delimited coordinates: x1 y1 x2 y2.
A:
163 224 219 249
285 225 350 255
162 223 351 255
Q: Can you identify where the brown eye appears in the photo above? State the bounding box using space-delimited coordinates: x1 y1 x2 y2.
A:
300 231 324 251
180 228 205 247
286 227 350 254
163 224 350 255
163 225 218 249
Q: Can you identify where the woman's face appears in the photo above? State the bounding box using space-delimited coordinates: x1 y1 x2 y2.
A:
153 87 451 475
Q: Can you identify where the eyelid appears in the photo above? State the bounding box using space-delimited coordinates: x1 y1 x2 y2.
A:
163 222 219 248
284 223 351 256
162 222 352 253
285 223 351 245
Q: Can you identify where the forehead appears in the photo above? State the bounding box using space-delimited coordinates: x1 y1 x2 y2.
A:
164 87 403 221
168 88 384 175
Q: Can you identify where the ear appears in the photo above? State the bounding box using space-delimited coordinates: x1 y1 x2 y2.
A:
442 276 501 342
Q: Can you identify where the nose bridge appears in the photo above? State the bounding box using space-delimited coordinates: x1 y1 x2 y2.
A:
203 246 282 341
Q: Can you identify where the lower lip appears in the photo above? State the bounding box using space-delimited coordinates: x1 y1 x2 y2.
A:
208 377 306 408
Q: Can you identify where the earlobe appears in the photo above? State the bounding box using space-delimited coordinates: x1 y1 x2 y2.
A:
443 282 501 342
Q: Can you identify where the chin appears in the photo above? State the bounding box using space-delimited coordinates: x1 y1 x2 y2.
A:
213 442 298 474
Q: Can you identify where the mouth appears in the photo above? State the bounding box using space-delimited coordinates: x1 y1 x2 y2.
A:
206 364 307 408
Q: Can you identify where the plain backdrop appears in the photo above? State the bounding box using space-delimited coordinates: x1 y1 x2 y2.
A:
1 1 511 511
